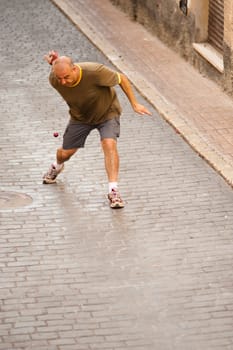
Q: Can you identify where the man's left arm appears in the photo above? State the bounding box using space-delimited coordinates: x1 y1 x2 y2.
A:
118 73 152 115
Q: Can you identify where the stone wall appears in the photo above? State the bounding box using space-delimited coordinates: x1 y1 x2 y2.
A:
138 0 196 59
110 0 233 95
110 0 195 60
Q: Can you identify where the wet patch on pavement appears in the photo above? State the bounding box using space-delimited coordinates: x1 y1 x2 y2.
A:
0 191 33 209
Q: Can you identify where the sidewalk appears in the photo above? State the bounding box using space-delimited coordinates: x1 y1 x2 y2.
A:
52 0 233 186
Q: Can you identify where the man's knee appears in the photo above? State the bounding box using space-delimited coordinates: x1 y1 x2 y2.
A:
101 140 119 162
57 148 77 162
101 138 117 151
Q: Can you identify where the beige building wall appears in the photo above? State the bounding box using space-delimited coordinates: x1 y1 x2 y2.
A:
223 0 233 93
188 0 209 41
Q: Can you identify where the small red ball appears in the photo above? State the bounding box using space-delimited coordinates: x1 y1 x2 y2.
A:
53 132 59 137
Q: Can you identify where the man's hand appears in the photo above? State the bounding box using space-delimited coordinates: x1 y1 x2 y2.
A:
43 50 59 65
133 103 152 115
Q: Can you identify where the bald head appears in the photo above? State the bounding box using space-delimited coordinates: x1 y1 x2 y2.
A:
53 56 74 70
52 56 79 87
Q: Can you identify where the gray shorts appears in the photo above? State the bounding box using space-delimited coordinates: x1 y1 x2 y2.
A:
62 117 120 149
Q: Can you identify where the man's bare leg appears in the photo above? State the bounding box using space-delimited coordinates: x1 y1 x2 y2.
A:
101 138 124 208
101 139 119 183
56 148 78 164
43 148 77 184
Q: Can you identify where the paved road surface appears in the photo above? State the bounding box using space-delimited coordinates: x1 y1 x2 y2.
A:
1 0 233 349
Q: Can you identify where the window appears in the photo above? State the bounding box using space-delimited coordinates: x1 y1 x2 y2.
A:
208 0 224 52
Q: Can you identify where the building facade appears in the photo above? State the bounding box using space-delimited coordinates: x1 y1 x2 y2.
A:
110 0 233 96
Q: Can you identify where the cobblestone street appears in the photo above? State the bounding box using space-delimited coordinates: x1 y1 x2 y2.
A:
1 0 233 349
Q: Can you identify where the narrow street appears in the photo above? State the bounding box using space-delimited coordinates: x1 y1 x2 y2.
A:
1 0 233 349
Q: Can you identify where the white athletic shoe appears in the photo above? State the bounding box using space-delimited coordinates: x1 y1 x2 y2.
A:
108 188 124 208
43 164 64 184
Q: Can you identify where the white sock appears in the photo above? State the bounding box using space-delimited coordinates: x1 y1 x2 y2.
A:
109 182 118 193
53 162 63 170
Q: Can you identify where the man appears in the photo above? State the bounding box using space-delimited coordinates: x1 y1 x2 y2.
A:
43 51 151 208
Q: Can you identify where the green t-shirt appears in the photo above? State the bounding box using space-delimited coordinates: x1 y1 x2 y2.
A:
49 62 122 124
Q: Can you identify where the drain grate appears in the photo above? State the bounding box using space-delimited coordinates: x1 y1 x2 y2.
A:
0 191 33 209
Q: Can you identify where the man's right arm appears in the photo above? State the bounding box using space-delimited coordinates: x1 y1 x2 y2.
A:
44 50 59 65
119 73 152 116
